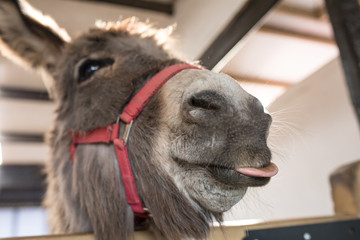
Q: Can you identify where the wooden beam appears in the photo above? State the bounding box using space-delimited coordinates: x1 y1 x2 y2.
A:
199 0 280 70
275 4 326 20
2 216 359 239
0 133 44 143
0 87 50 101
81 0 174 15
0 165 45 206
325 0 360 127
227 73 292 88
260 25 335 45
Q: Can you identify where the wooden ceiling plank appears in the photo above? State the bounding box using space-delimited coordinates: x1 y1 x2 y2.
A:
276 4 326 20
0 133 44 143
0 87 50 101
226 73 292 88
80 0 174 15
260 25 335 45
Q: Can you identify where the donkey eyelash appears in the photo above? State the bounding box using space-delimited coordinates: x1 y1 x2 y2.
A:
77 58 114 83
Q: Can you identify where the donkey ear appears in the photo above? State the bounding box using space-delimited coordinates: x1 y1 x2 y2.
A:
0 0 71 95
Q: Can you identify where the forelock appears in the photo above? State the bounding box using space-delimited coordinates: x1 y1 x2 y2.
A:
94 17 174 46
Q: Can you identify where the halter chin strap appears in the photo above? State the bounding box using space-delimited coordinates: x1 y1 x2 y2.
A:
70 63 201 220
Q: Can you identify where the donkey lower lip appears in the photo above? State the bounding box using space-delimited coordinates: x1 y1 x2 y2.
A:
173 158 271 187
206 165 271 187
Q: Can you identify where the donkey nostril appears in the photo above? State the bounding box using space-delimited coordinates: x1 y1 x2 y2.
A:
190 96 220 110
188 91 223 111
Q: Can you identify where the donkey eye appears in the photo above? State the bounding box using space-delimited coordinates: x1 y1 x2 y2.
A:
77 58 114 83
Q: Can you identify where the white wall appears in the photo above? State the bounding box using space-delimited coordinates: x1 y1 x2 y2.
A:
225 57 360 222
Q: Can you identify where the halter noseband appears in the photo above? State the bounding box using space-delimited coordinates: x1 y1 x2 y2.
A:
70 63 201 220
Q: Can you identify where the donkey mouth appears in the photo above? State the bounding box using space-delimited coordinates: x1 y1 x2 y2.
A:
207 163 277 187
174 158 278 187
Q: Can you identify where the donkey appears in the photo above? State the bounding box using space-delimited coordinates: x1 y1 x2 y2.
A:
0 1 278 239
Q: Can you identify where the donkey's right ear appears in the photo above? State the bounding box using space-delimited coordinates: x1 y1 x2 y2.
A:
0 0 71 94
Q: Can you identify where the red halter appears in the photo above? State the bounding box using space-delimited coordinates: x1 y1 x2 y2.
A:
70 63 201 219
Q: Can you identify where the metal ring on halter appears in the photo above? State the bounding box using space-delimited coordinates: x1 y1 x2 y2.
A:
122 120 133 146
116 115 133 146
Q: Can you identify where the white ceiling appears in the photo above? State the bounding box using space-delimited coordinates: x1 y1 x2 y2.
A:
0 0 339 165
222 30 338 84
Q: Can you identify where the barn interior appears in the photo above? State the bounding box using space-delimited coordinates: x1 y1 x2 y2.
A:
0 0 360 238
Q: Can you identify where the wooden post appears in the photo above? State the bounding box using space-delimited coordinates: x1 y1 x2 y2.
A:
330 160 360 216
325 0 360 127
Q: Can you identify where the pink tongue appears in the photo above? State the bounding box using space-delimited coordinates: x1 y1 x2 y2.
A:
236 162 278 178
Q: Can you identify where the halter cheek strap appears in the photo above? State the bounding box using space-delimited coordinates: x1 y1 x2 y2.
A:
70 63 201 219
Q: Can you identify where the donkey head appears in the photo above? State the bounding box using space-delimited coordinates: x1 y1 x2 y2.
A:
0 1 277 239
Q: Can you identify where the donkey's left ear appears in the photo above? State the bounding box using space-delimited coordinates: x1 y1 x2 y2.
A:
0 0 71 94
